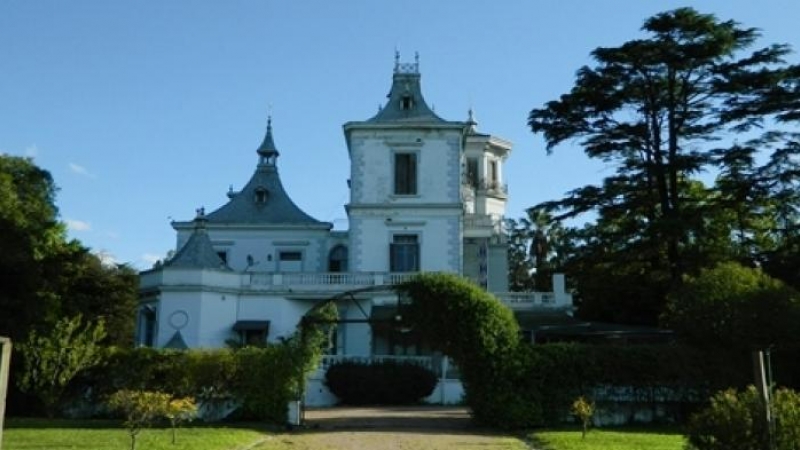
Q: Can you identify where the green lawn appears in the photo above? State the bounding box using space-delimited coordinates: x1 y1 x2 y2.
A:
2 419 269 450
530 427 686 450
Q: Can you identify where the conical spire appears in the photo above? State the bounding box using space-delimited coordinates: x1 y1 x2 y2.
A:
256 116 279 165
466 107 478 134
165 207 229 270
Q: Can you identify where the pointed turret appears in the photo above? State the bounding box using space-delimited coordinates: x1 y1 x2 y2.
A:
256 116 280 166
200 118 331 227
366 52 445 123
166 208 230 269
466 108 478 134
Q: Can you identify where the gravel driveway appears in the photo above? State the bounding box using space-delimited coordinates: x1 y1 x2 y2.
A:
248 406 532 450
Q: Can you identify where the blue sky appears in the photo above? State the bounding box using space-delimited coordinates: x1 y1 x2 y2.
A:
1 1 798 269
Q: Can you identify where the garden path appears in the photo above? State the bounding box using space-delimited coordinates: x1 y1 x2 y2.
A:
249 406 533 450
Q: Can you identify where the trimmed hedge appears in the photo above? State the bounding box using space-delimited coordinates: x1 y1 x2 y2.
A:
397 273 771 429
63 302 337 423
325 361 438 405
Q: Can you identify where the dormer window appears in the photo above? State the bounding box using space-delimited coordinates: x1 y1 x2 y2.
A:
400 95 413 111
254 187 269 204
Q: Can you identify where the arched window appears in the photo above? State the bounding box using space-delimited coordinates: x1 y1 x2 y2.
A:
328 245 348 272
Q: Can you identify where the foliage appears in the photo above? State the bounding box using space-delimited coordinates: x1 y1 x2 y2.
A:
107 389 172 450
571 396 595 439
397 273 522 426
164 397 198 444
55 251 140 346
686 386 800 450
325 361 437 405
67 302 337 423
506 209 566 291
0 155 66 341
662 262 800 351
0 155 139 347
525 7 800 325
17 315 107 417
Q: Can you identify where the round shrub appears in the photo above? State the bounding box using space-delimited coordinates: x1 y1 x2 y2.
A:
686 386 800 450
325 361 437 405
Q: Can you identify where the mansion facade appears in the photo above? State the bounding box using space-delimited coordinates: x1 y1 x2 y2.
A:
137 56 573 405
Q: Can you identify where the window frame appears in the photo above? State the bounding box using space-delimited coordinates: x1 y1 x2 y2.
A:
389 233 420 272
393 152 418 196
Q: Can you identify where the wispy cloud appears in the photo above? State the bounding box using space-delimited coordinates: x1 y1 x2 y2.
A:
65 218 92 232
105 231 120 239
25 145 39 157
68 162 95 178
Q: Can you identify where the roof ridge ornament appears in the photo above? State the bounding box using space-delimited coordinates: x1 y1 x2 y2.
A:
193 207 208 231
256 115 280 165
467 107 478 133
394 50 419 74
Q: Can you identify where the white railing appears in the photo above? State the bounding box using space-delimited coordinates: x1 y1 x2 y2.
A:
319 355 435 372
245 271 418 291
496 292 560 309
463 214 495 229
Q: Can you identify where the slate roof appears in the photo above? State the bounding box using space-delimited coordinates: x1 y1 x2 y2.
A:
165 213 229 269
203 121 331 227
164 331 188 349
366 55 447 124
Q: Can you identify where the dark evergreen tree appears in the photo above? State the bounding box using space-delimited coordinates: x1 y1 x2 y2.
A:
527 8 800 324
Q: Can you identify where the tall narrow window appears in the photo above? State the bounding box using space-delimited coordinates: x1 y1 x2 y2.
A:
390 234 419 272
140 306 156 347
394 153 417 195
466 158 479 188
489 160 498 189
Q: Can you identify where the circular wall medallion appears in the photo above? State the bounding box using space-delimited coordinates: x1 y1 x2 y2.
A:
169 310 189 330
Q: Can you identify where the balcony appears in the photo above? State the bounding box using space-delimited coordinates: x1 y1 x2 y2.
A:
243 271 418 293
143 266 571 310
463 213 502 238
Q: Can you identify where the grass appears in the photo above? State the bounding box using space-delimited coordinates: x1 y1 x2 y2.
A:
530 426 686 450
2 418 269 450
1 419 689 450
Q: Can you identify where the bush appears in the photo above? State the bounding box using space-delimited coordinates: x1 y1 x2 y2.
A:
663 262 800 351
325 361 437 405
397 273 765 429
397 273 521 425
63 302 337 423
686 386 800 450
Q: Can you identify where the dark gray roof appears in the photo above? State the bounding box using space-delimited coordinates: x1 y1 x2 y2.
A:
256 117 279 158
204 122 331 227
165 215 229 270
366 58 446 124
164 331 188 349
